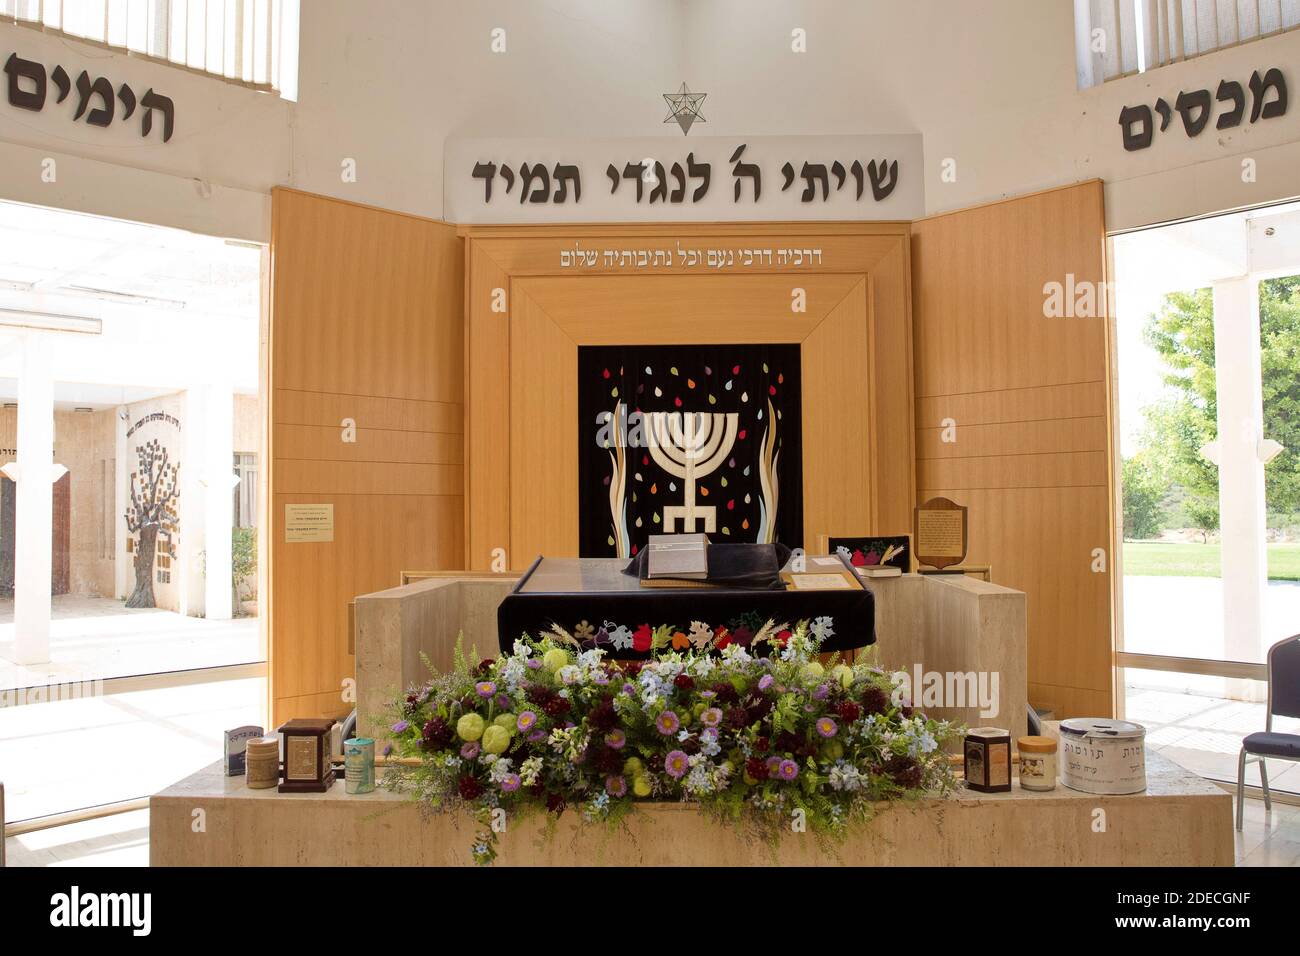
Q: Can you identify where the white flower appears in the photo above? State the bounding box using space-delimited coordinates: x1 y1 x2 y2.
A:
809 616 835 642
557 664 580 685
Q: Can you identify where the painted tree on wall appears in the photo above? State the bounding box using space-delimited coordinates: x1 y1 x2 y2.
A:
125 439 179 609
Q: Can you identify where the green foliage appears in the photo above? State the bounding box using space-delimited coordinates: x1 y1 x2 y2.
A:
1121 455 1164 540
232 526 257 599
1134 278 1300 532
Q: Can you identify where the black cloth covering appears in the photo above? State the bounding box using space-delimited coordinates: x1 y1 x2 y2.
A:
497 555 875 659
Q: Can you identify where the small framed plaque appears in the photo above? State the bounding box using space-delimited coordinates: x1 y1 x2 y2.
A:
277 718 336 793
914 497 968 570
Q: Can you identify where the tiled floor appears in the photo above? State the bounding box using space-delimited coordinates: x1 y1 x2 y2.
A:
1125 682 1300 794
0 594 260 692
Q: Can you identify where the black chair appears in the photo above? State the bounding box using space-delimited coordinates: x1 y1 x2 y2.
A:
1236 634 1300 829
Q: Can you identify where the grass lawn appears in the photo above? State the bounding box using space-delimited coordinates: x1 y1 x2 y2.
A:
1123 541 1300 581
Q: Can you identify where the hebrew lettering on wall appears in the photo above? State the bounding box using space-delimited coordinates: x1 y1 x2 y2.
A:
472 142 901 207
1119 67 1286 151
5 51 176 142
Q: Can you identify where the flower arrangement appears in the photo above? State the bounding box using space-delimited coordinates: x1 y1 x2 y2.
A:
383 619 960 864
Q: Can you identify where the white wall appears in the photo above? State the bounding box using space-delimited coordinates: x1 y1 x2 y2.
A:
5 0 1300 236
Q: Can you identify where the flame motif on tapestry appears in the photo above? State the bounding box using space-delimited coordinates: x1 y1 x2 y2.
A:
578 345 803 558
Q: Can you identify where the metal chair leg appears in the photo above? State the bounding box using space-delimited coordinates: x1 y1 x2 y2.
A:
1236 748 1247 830
1260 758 1271 812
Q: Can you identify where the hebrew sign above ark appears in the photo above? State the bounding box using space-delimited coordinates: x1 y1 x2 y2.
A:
446 134 924 223
4 50 175 143
1118 66 1286 152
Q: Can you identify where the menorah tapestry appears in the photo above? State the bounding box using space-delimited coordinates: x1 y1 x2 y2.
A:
578 344 803 558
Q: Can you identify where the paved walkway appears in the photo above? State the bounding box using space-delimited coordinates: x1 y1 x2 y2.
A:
0 595 260 691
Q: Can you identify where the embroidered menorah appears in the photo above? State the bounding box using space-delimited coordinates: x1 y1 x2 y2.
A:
646 411 739 532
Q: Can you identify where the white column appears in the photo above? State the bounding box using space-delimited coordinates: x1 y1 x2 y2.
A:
203 383 235 621
1212 277 1268 700
179 388 206 618
114 404 130 600
14 334 54 665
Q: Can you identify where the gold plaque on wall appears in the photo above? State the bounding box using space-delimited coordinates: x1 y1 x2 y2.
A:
285 503 334 543
914 496 967 570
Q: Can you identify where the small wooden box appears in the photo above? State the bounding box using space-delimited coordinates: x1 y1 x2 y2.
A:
277 718 336 793
964 727 1012 793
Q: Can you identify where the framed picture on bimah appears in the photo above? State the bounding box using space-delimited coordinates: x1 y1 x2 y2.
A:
823 534 911 573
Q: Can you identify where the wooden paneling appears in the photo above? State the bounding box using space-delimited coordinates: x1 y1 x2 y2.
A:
911 181 1115 720
802 280 872 542
268 189 464 726
464 224 915 569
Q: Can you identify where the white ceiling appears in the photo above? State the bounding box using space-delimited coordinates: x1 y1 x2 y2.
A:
0 200 262 406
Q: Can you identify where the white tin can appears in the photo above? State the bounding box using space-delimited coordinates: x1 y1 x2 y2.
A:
1058 718 1147 794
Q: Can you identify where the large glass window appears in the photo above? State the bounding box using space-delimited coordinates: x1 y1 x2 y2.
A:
1 0 300 99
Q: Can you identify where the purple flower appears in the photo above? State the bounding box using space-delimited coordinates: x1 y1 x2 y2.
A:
816 716 838 738
700 690 717 700
656 711 681 735
757 674 775 691
605 729 627 750
517 711 538 732
500 773 521 792
777 759 799 781
813 684 830 700
592 671 610 686
605 775 628 797
495 692 510 708
391 720 409 733
527 729 547 743
622 682 637 696
382 743 393 756
460 741 480 760
526 659 542 670
700 707 723 728
475 681 497 698
664 750 690 778
766 756 782 774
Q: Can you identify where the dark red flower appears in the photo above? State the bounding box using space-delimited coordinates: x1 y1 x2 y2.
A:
545 792 567 815
725 706 750 730
621 661 644 677
837 701 862 723
884 754 922 789
673 673 695 690
421 717 452 749
476 659 495 676
861 687 890 715
711 682 739 705
754 736 771 753
593 745 623 774
457 775 484 800
746 697 773 721
776 731 802 754
543 696 571 718
746 756 770 780
731 625 754 647
587 697 617 731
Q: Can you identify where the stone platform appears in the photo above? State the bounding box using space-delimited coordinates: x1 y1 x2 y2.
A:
150 750 1233 866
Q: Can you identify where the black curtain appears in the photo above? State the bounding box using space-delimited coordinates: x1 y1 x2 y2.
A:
578 344 802 558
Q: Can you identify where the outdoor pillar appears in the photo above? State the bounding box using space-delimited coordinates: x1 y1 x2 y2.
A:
114 404 130 600
203 383 235 621
1211 277 1268 700
13 333 54 665
179 387 206 617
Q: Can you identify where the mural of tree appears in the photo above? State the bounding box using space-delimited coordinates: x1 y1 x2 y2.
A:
125 439 179 609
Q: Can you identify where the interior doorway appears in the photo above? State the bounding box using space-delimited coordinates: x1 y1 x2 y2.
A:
0 472 70 596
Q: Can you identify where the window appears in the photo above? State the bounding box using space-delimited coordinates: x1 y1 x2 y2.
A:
1 0 300 99
234 451 257 528
1076 0 1300 88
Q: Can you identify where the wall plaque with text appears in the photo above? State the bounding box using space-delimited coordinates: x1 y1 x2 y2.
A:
914 496 967 570
284 504 334 543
